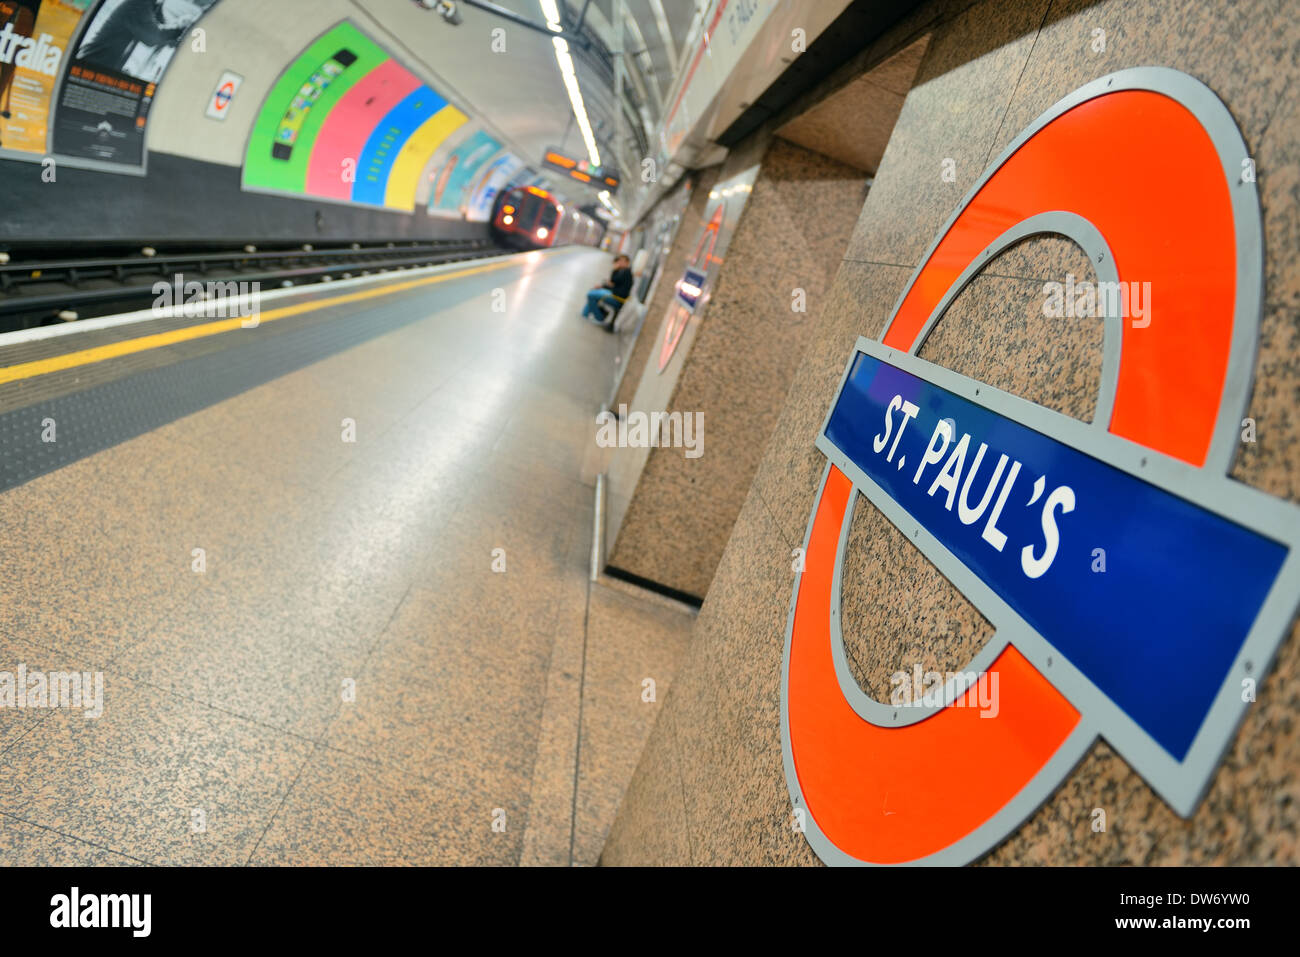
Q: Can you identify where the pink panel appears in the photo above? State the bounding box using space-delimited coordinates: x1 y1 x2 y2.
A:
306 60 420 200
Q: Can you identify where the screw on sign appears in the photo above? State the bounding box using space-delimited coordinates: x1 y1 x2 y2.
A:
781 68 1300 866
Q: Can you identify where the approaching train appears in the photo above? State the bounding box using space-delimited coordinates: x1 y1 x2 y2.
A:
490 186 605 250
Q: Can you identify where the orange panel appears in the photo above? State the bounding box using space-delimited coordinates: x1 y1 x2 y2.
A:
881 91 1235 467
787 467 1080 863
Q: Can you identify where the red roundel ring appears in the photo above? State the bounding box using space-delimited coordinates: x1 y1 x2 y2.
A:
780 68 1285 866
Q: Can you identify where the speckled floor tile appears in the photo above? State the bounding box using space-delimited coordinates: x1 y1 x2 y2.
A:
0 813 145 866
571 583 692 866
250 743 522 866
320 584 550 785
0 250 628 866
0 633 93 754
518 608 586 867
113 589 357 740
0 675 313 865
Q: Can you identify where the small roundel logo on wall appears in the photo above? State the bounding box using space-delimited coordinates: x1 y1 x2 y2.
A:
781 68 1300 866
206 71 244 122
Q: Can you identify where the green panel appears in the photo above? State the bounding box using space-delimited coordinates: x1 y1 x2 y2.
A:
243 21 388 194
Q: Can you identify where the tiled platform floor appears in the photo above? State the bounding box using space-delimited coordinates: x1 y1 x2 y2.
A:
0 248 694 866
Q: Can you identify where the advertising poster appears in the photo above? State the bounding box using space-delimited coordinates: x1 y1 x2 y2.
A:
244 20 465 212
51 0 219 168
427 127 499 215
379 93 463 211
243 22 386 195
303 58 419 203
0 0 94 156
463 151 522 222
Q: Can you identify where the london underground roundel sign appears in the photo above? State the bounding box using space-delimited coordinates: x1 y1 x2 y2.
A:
781 68 1300 866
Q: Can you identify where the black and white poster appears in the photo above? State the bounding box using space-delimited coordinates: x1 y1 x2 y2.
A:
52 0 218 168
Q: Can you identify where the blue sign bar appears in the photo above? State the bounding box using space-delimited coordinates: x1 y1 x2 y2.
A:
824 351 1287 761
675 266 706 310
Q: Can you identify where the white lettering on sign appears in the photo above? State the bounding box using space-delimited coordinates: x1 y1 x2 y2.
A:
873 392 1075 579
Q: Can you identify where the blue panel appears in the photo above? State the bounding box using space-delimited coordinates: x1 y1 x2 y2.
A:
824 352 1287 760
353 86 447 206
675 266 706 309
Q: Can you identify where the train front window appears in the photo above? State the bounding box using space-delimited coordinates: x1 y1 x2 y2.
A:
538 206 558 230
517 193 543 227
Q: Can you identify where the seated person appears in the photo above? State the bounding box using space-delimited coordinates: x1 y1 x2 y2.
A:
581 255 633 329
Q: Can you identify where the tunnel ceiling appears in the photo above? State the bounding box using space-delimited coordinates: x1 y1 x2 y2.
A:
135 0 698 213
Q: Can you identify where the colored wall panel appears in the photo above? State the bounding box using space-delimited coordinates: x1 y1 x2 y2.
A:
464 152 523 222
306 59 418 202
242 21 387 194
428 128 500 213
383 102 466 212
351 82 444 207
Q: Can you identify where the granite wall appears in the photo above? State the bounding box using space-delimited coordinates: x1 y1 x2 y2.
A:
605 138 870 600
602 0 1299 865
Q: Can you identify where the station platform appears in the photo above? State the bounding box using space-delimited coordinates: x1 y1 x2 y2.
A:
0 247 693 866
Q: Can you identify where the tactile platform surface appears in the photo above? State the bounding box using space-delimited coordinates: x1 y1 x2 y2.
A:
0 272 506 494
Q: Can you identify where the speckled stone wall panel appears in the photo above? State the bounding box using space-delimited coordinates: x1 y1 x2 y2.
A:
612 167 722 414
607 140 869 598
843 0 1052 270
918 238 1103 422
776 36 930 173
749 260 914 548
839 493 995 703
603 0 1300 866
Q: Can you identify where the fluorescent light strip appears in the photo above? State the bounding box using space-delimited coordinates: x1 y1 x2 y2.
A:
540 2 601 168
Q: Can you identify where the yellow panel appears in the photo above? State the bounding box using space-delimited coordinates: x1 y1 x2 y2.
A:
384 104 469 211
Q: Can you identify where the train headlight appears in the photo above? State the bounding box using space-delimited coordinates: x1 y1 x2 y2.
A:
537 228 549 239
502 214 513 225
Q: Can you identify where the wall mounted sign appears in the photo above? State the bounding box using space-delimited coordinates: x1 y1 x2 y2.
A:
782 68 1299 866
204 68 241 120
675 265 706 309
429 128 500 214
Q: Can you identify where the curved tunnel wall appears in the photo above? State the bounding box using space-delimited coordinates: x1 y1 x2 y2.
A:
0 0 537 244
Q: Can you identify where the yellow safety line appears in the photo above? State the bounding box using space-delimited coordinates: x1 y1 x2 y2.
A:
0 256 527 386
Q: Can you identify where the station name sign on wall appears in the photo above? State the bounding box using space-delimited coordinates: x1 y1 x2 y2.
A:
781 68 1300 866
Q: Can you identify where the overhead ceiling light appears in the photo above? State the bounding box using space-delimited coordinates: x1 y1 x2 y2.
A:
539 1 601 169
539 0 562 30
